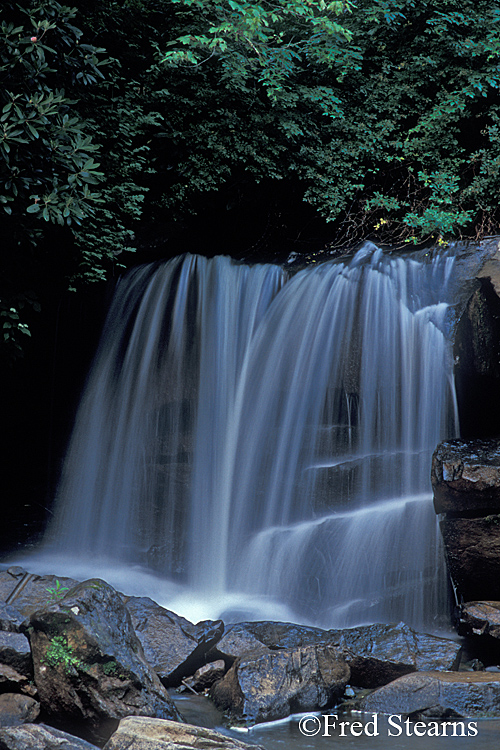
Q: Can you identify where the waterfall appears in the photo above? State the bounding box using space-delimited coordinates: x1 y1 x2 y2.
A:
39 244 463 630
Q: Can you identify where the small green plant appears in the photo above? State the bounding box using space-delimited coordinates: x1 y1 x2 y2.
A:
43 635 83 674
46 579 69 602
102 659 119 676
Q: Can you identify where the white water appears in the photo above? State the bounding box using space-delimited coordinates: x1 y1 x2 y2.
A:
24 244 464 629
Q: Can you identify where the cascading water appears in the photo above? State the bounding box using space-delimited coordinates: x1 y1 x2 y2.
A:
35 243 465 630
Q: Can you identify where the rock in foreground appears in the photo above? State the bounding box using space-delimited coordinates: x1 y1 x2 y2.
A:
27 579 181 742
211 642 349 724
0 694 39 728
0 723 100 749
212 620 461 689
357 671 500 718
125 597 223 686
103 716 266 750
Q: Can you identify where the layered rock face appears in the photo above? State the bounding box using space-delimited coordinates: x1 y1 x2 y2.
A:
432 439 500 602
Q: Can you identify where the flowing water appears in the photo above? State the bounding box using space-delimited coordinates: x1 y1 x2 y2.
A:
23 242 473 631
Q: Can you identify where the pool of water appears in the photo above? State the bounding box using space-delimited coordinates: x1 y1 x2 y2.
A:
172 694 500 749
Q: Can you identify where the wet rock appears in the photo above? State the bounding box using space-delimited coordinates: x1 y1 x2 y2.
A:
0 723 100 749
327 622 462 688
0 569 79 619
440 516 500 601
0 694 39 727
125 597 223 686
0 634 32 681
432 440 500 602
207 624 271 666
27 579 181 742
456 602 500 639
103 716 266 750
432 440 500 515
357 670 500 717
0 606 24 635
211 642 349 724
212 620 460 689
235 621 329 649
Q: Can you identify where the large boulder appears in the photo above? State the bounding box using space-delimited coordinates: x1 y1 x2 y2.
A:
26 579 181 742
211 642 349 724
211 620 461 689
103 717 266 750
124 597 223 686
357 670 500 718
0 723 100 749
328 622 462 688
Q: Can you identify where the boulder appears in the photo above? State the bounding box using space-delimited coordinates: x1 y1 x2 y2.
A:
327 622 462 688
455 602 500 639
124 597 223 686
0 723 99 749
432 439 500 515
357 670 500 718
232 621 329 650
103 716 266 750
0 634 32 681
0 695 39 727
207 624 271 666
211 642 349 724
439 516 500 601
0 605 24 634
211 620 461 689
27 579 181 742
0 569 79 619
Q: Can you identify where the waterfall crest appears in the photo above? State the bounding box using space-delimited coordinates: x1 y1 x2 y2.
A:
42 245 463 629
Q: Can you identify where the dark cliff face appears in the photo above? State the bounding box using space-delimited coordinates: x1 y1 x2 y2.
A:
454 275 500 439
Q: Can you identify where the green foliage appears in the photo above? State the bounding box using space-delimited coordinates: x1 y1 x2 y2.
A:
0 2 106 224
46 578 70 601
43 634 83 673
161 0 357 99
0 1 110 361
4 0 500 361
154 0 500 246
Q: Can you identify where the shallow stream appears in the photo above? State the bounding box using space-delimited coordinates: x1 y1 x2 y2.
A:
173 694 500 750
